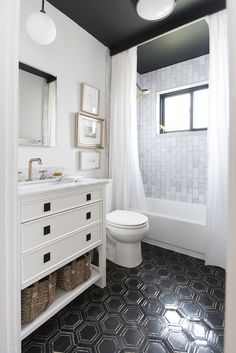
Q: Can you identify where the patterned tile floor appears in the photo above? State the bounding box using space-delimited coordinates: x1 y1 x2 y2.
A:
22 243 225 353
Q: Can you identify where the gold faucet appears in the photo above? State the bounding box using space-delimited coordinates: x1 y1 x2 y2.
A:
28 158 42 181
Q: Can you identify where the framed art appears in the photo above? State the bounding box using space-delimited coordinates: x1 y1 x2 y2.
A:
75 113 105 148
81 83 100 116
79 151 101 171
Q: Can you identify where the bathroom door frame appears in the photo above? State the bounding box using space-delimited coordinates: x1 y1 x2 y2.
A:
225 1 236 352
0 1 21 353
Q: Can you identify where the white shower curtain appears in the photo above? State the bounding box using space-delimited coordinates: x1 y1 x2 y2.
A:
206 10 229 269
109 47 146 210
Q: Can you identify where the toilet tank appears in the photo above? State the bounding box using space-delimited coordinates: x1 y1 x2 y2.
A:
105 180 113 214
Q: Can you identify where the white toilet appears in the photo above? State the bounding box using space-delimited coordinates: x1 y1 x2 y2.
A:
106 210 149 268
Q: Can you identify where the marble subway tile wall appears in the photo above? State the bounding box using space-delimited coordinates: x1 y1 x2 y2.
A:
137 55 209 204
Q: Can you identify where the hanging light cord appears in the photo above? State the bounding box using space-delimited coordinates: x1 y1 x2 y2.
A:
40 0 46 13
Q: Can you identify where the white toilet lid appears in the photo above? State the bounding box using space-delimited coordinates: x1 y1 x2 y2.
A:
107 210 148 228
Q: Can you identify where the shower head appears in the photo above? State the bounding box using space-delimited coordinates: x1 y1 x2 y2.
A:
137 83 150 99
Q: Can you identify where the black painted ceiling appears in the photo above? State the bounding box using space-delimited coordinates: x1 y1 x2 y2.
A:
47 0 226 73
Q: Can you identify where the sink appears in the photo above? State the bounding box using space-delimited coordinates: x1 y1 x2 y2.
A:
18 177 107 195
18 178 61 193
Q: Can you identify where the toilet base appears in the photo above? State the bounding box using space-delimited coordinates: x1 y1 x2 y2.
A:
107 235 142 268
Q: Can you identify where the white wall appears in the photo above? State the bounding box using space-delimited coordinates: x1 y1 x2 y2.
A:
19 0 108 177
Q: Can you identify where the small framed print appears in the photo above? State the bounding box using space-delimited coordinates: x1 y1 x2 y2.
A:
75 113 105 148
81 83 100 116
79 151 101 171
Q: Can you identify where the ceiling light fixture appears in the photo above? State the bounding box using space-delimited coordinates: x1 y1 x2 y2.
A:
136 0 176 21
26 0 56 45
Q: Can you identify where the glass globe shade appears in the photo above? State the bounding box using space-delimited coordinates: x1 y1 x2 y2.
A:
26 11 56 45
137 0 175 21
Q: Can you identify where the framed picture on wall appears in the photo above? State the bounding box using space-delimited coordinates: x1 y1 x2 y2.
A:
75 113 105 148
81 83 100 116
79 151 101 171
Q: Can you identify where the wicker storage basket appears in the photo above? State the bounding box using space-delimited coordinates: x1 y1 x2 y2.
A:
21 273 57 325
84 252 92 281
57 253 92 292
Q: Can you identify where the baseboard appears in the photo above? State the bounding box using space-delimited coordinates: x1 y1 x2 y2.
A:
143 237 205 260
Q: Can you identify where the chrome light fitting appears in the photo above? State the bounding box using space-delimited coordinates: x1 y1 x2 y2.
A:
136 0 176 21
26 0 56 45
137 83 150 99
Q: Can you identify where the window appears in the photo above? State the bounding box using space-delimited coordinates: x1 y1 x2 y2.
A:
160 85 208 133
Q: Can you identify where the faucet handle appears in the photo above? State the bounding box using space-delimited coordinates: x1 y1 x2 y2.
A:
39 170 47 180
18 171 23 182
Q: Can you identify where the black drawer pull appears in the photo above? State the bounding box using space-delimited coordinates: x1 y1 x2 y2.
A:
44 202 51 212
43 225 51 236
86 233 91 241
43 252 51 263
86 193 91 201
86 212 91 220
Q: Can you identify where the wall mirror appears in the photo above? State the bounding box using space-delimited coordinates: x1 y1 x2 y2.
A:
19 62 57 147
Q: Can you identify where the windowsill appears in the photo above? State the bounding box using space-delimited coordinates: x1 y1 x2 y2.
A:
157 130 208 138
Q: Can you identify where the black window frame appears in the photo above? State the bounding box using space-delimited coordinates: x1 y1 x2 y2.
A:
160 84 209 134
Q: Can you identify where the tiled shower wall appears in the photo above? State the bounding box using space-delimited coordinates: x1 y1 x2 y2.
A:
137 55 209 204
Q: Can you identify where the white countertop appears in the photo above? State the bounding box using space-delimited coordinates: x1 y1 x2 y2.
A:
18 178 110 197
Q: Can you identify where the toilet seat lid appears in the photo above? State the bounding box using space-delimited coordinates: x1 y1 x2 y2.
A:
107 210 148 227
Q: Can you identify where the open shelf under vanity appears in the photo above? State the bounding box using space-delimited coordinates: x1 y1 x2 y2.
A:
21 265 101 340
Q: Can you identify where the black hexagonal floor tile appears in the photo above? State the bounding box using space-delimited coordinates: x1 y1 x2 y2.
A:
122 327 143 348
97 337 119 353
158 278 176 291
22 344 44 353
203 276 221 287
210 288 225 302
204 311 224 329
144 341 167 353
160 292 179 308
108 282 126 296
144 317 165 337
122 306 144 323
101 313 122 333
85 303 104 320
156 268 171 278
142 299 162 315
52 333 74 353
180 301 202 320
177 285 195 299
22 243 225 353
125 277 142 289
167 330 189 352
164 309 183 325
141 284 159 299
105 296 125 313
124 290 143 305
61 311 82 330
77 323 99 343
197 294 217 310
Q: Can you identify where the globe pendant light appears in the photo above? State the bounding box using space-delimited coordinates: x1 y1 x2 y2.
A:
137 0 176 21
26 0 56 45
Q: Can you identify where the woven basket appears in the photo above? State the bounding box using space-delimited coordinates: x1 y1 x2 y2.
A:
84 252 92 281
21 273 57 325
57 253 92 292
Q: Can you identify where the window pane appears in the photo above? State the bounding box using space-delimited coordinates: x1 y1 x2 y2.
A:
193 88 208 129
164 93 191 132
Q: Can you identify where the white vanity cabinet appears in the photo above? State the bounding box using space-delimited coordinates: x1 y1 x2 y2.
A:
18 180 108 340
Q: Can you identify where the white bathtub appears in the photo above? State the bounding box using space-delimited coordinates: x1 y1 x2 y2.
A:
136 198 207 260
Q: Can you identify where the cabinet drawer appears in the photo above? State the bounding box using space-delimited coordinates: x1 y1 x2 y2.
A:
21 188 102 222
22 203 102 253
22 223 101 287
